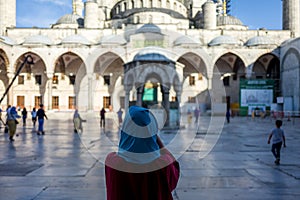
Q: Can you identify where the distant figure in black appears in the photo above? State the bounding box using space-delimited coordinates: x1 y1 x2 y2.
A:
100 108 106 128
21 107 28 126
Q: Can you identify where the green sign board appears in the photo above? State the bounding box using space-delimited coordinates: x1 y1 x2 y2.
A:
239 79 275 116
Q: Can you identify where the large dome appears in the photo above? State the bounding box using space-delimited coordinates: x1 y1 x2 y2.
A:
54 14 84 28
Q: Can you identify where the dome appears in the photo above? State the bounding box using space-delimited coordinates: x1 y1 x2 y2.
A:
245 36 275 46
174 35 201 46
100 35 127 45
135 24 162 34
208 35 240 46
133 52 171 62
23 35 52 45
61 34 91 45
55 14 84 27
217 15 243 26
0 36 15 45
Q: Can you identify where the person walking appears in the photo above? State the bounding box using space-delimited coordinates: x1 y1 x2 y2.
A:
4 105 11 134
100 108 106 128
194 107 200 123
21 107 28 126
105 106 180 200
31 107 37 127
6 106 21 141
117 108 123 127
226 109 231 123
36 104 48 135
73 109 85 133
268 120 286 165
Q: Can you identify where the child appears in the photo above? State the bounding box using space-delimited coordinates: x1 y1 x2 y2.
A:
267 120 286 165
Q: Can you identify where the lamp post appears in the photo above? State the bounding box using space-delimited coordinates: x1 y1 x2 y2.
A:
0 55 34 105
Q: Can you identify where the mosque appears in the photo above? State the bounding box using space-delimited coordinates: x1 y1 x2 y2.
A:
0 0 300 122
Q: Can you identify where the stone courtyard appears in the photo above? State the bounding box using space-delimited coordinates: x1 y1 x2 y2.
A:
0 112 299 200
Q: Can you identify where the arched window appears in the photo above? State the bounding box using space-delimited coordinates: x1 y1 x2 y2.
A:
140 0 143 7
173 2 177 11
132 0 135 8
167 0 170 9
149 0 153 7
124 2 127 11
158 0 162 7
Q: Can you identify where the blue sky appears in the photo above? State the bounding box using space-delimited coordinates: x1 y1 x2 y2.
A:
16 0 282 30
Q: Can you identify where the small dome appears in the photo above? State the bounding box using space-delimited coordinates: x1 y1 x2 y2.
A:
23 35 52 45
61 34 91 45
133 52 171 62
100 35 127 45
135 24 162 34
245 36 275 46
55 14 84 27
174 35 201 46
217 15 243 26
208 35 240 46
0 36 15 45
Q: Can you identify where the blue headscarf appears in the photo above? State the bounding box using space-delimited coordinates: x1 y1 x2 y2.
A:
118 106 160 164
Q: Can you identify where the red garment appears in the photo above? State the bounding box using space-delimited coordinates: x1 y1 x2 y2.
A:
105 151 180 200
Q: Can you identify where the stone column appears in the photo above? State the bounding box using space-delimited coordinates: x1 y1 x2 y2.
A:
46 73 53 110
125 90 130 113
136 86 143 106
161 85 170 127
88 74 93 111
7 72 14 106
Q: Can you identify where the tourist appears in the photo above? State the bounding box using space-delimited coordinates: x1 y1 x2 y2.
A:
21 107 27 126
100 108 106 128
105 106 180 200
268 120 286 165
31 107 37 127
6 106 21 141
37 104 48 135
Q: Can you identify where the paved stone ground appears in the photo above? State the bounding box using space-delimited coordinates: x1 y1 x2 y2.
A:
0 112 299 200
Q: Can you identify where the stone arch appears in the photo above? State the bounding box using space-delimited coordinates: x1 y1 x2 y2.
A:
281 47 300 71
93 52 125 111
213 52 246 113
13 52 47 109
54 52 86 110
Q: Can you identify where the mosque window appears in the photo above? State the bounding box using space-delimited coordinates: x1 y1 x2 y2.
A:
52 96 59 109
34 96 42 107
223 76 230 86
140 0 143 7
69 75 76 85
103 96 111 109
35 75 42 85
52 75 59 84
174 2 177 11
158 0 162 7
18 75 24 84
124 2 127 11
17 96 25 108
189 75 195 86
69 96 76 109
167 0 170 9
104 75 110 85
188 96 196 103
149 0 153 7
131 0 134 8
